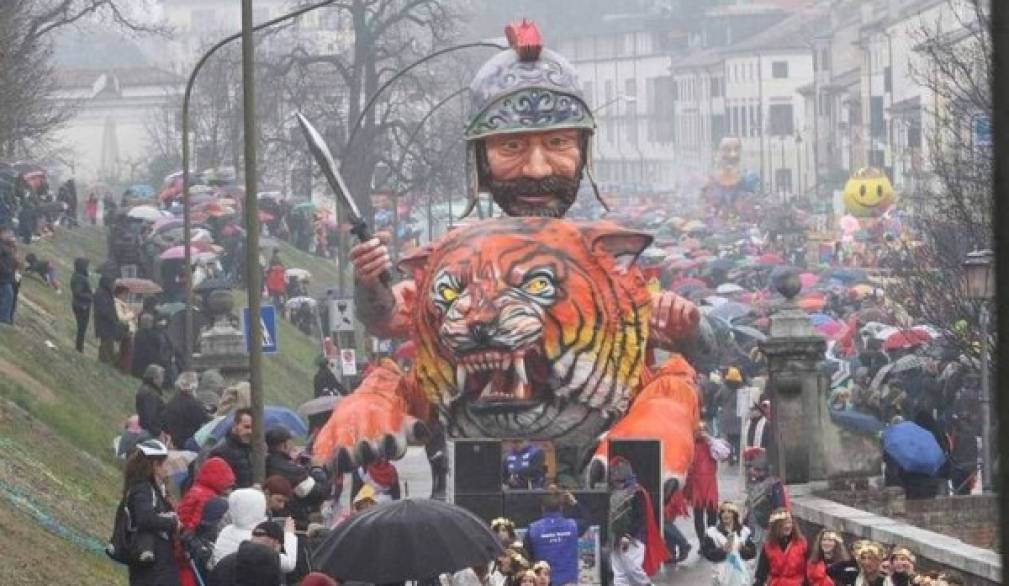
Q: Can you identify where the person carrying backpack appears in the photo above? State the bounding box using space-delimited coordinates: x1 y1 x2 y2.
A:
115 439 182 586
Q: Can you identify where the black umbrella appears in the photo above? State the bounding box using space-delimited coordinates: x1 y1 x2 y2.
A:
194 277 233 293
313 499 504 583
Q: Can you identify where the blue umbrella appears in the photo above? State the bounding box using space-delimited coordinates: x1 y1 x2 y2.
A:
829 409 885 435
197 406 309 446
809 313 836 327
882 422 946 476
823 267 868 283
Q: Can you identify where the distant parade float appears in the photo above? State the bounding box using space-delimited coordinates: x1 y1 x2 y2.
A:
841 167 895 217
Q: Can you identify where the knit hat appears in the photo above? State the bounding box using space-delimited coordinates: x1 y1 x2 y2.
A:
199 497 229 530
725 367 743 383
263 475 292 498
252 520 285 544
265 426 293 449
743 447 768 469
234 541 282 586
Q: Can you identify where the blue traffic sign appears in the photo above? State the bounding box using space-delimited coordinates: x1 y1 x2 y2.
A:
243 305 278 355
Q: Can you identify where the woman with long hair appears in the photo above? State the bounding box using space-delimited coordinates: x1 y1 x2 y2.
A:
699 501 756 585
753 508 807 586
808 530 858 586
122 439 181 586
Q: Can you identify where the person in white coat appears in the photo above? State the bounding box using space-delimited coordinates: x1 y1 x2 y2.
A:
699 501 757 586
211 487 298 574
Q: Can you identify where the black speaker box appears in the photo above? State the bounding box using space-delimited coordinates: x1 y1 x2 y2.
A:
454 493 503 524
451 439 503 493
609 439 662 529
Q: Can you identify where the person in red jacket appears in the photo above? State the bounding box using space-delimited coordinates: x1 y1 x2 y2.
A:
685 424 720 542
754 508 807 586
176 457 235 586
265 251 287 312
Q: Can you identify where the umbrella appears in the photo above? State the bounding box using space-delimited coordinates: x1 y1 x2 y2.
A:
258 210 275 223
830 409 886 435
194 277 233 293
816 321 846 338
292 201 317 214
298 395 341 418
671 277 706 291
708 258 737 273
285 296 317 310
809 313 835 327
709 301 751 322
313 499 504 583
799 272 819 289
153 217 183 233
127 205 165 222
155 302 188 317
164 450 198 489
798 296 826 312
194 406 309 447
703 295 729 307
732 325 767 342
757 253 785 266
683 220 707 233
849 283 874 299
869 355 928 391
715 283 745 295
823 267 868 283
285 268 312 281
115 278 163 295
159 246 190 260
882 422 946 475
883 329 932 351
191 228 214 243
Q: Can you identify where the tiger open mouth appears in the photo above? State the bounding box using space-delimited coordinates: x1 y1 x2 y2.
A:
454 347 551 412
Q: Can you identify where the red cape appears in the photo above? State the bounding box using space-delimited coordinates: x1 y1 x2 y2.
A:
638 486 671 576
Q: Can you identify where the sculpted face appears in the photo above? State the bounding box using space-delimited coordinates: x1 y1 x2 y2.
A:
484 129 583 217
403 218 652 446
717 137 742 167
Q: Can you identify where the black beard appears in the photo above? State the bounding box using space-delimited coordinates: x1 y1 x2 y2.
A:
486 176 580 217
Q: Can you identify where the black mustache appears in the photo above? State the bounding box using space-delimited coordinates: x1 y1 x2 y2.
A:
486 176 580 198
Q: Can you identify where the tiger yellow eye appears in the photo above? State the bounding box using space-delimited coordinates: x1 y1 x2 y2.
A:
524 278 548 294
439 285 459 302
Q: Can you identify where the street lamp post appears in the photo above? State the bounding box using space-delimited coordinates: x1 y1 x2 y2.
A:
180 0 341 367
963 249 995 492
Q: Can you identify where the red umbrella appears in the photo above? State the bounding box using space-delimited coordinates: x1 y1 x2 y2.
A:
115 278 163 295
798 296 826 312
258 210 275 223
757 253 785 265
671 276 707 291
799 272 819 289
883 329 932 351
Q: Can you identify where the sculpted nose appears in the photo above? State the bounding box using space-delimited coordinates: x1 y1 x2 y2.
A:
469 322 492 345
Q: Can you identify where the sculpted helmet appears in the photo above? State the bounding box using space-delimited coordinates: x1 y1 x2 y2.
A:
462 20 606 217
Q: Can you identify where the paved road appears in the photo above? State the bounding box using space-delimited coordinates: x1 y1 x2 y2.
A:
393 447 747 585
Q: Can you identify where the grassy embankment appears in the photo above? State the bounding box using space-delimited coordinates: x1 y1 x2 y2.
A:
0 224 340 584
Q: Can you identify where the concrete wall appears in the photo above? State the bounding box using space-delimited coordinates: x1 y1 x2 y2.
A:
791 492 1001 585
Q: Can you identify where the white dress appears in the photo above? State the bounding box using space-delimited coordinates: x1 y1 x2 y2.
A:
705 525 752 586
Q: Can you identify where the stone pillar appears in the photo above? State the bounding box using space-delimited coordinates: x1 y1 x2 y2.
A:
760 271 827 484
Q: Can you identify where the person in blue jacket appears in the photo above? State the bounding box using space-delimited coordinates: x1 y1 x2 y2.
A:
503 441 547 489
523 489 589 586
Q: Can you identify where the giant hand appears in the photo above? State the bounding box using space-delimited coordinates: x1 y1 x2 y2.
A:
313 359 429 473
649 291 701 349
589 354 700 498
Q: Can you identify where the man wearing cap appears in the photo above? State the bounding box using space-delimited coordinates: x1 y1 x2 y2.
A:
851 540 888 586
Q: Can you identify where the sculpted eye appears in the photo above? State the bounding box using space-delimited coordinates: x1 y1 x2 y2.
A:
438 284 460 303
521 272 556 299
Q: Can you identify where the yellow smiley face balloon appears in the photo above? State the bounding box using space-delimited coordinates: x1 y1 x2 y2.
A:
843 167 895 217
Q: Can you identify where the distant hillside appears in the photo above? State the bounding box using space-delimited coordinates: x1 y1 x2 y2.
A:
0 224 339 584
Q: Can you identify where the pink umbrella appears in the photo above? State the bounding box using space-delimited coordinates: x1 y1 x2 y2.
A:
799 272 819 289
757 253 785 265
159 243 214 260
816 321 845 338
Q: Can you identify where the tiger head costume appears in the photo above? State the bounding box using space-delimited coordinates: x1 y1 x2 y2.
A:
399 217 653 451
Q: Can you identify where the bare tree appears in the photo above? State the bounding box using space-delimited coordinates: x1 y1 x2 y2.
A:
0 0 163 157
886 0 991 353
